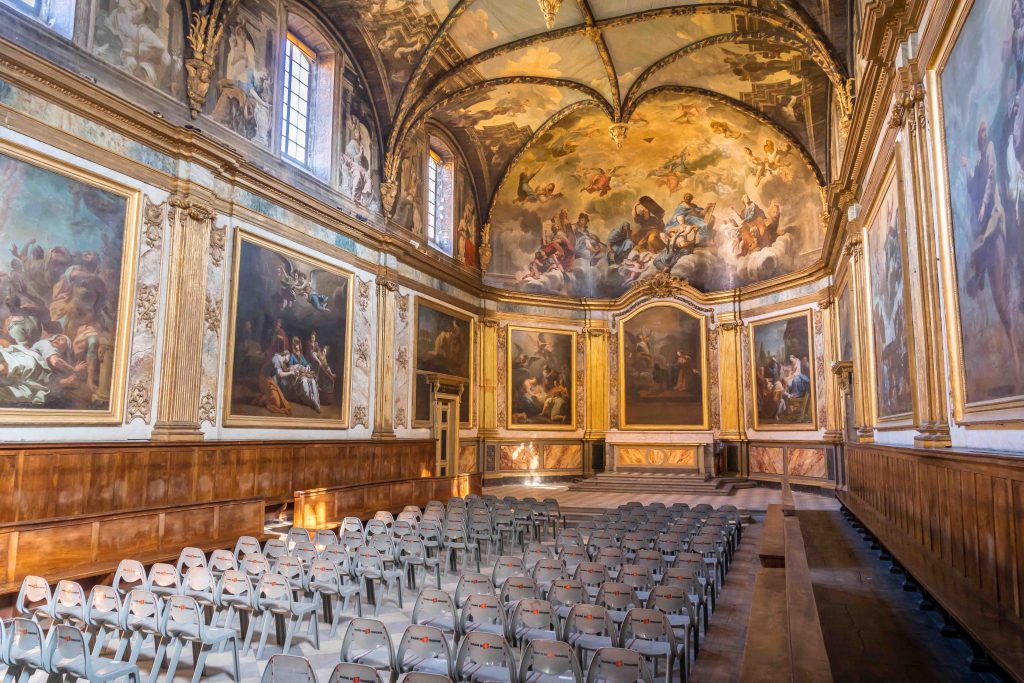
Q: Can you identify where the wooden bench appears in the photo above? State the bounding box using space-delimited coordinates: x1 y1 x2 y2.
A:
293 473 482 531
759 504 786 568
740 568 790 682
0 497 264 595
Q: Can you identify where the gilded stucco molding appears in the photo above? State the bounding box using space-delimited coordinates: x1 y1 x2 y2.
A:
126 382 152 425
184 0 240 119
143 197 164 249
135 283 159 334
209 226 226 267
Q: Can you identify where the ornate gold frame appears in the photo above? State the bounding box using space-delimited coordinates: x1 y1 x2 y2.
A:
413 297 474 428
861 155 918 429
616 300 709 431
222 230 354 429
747 309 819 432
926 0 1024 426
505 325 577 432
0 139 139 425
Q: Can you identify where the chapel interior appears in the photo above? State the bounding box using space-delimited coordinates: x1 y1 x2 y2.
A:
0 0 1022 681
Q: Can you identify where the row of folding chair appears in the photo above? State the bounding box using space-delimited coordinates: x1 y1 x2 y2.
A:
0 617 143 683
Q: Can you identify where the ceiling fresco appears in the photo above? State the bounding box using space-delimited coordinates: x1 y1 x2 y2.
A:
312 0 849 293
484 91 825 297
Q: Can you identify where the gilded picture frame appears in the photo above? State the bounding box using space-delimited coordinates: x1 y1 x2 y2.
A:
927 0 1024 425
413 297 474 428
0 140 140 425
861 158 918 429
748 310 818 432
222 230 354 429
616 300 709 431
505 325 576 431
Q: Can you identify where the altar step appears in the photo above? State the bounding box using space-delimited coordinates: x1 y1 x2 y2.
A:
566 470 757 495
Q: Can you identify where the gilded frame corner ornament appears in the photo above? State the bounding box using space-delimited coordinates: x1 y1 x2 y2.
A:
746 309 819 432
616 299 710 431
221 229 355 429
926 0 1024 427
0 139 140 426
505 325 577 432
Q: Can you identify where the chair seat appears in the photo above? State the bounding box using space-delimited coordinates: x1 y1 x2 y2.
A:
464 622 505 637
516 626 557 643
167 622 236 644
622 638 677 659
568 633 613 652
524 673 578 683
463 663 513 683
92 658 142 679
260 599 318 617
402 653 450 676
419 616 456 633
349 648 393 670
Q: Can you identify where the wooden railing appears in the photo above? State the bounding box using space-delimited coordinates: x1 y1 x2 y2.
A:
841 444 1024 679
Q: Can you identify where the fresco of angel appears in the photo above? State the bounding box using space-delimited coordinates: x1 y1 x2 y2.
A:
744 139 793 186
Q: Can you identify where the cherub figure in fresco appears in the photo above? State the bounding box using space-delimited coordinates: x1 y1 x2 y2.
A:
744 139 793 186
709 120 743 139
535 182 563 203
648 148 696 194
580 167 624 197
515 169 542 204
620 252 654 284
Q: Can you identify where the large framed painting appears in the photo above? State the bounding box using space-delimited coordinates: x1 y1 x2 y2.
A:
507 326 575 430
0 142 139 424
223 232 353 428
414 299 473 426
932 0 1024 422
749 311 817 431
864 164 915 423
618 302 707 429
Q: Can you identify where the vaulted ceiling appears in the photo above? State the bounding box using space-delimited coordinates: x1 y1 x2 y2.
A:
315 0 852 213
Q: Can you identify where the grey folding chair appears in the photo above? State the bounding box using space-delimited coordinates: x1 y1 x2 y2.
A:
458 593 506 639
253 572 321 658
45 623 141 683
563 603 616 667
162 594 241 683
453 631 516 683
396 624 452 678
215 570 259 654
509 598 558 646
412 588 458 642
584 647 653 683
329 662 386 683
234 536 262 561
261 653 319 683
617 609 681 683
339 618 395 680
50 579 88 631
3 617 48 683
176 547 209 577
15 575 52 623
454 574 494 608
520 638 583 683
308 557 363 636
119 589 167 672
86 585 123 658
149 563 182 600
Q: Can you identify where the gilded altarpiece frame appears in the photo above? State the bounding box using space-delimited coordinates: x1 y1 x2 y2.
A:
505 326 576 431
928 0 1024 425
747 310 818 432
0 141 140 425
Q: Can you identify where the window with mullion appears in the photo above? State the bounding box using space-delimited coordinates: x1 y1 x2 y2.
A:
281 35 314 165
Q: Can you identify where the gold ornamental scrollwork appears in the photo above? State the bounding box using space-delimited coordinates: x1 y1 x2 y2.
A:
143 197 164 249
358 278 372 312
209 226 226 267
479 223 493 272
126 382 152 424
629 271 688 299
380 180 398 217
198 390 216 426
204 293 221 334
184 0 240 119
135 283 159 333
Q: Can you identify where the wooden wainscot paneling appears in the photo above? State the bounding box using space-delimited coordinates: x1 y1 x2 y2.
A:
841 445 1024 678
0 498 264 594
0 439 435 526
294 474 483 530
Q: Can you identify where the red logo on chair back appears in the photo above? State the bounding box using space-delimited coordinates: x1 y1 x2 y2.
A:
614 660 624 667
481 642 490 649
421 636 430 643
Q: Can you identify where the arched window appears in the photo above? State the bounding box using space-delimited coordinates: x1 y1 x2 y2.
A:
2 0 75 38
280 14 336 181
426 138 454 255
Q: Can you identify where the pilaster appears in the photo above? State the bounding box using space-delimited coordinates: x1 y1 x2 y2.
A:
372 277 399 439
478 319 499 437
716 313 746 441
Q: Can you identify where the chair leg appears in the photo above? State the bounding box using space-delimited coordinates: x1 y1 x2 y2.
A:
163 639 184 683
231 637 241 682
148 636 168 683
92 627 108 658
190 646 211 683
255 611 274 659
126 632 143 665
281 616 295 655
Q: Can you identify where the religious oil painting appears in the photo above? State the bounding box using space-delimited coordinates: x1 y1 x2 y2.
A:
90 0 185 98
339 73 381 211
455 164 480 269
940 0 1024 410
0 144 138 423
414 299 472 425
866 169 914 420
507 326 575 430
485 91 825 298
618 303 706 429
224 232 352 428
749 312 816 430
206 0 277 148
838 277 853 361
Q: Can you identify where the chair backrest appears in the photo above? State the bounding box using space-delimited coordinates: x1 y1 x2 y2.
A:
323 544 352 573
533 558 568 584
492 555 526 586
256 573 294 610
398 536 426 563
287 528 311 549
365 519 390 541
308 558 341 589
242 553 272 579
164 595 204 636
113 560 148 596
454 631 515 682
634 550 664 575
564 603 613 639
122 589 162 631
16 575 51 619
393 520 415 539
512 598 557 633
235 535 262 560
520 638 582 683
559 545 588 574
368 534 395 558
646 585 692 621
342 530 366 552
177 546 208 575
596 547 624 574
46 623 89 678
555 529 582 552
7 617 45 669
329 662 384 683
500 575 538 605
585 647 653 683
618 565 652 591
275 555 307 586
85 585 121 627
182 566 216 601
547 578 587 610
524 543 552 569
341 517 364 534
619 608 676 651
262 653 319 683
209 549 238 575
149 562 181 593
217 570 255 608
587 531 615 556
264 538 290 560
596 583 640 613
374 510 396 526
314 529 340 552
412 588 456 630
293 541 319 565
460 593 505 631
574 562 608 590
356 546 386 576
454 573 494 607
396 624 451 675
51 580 87 625
341 618 394 671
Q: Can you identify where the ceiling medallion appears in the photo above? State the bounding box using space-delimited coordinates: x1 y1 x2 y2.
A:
537 0 562 29
609 123 628 148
